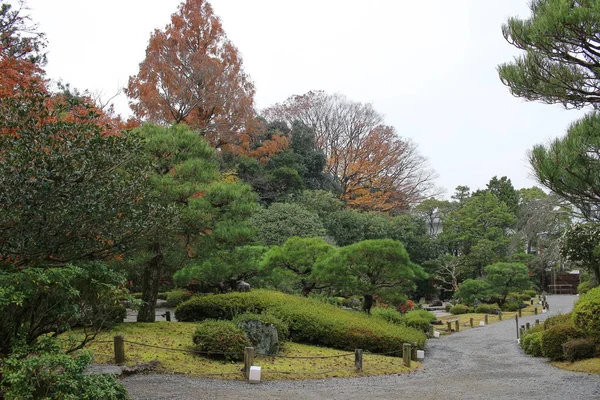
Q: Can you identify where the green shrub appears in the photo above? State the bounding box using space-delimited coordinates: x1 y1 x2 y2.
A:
562 338 597 362
544 313 572 330
405 309 436 323
519 294 531 302
1 339 128 400
192 320 251 361
540 324 585 361
521 331 544 357
475 303 499 314
234 312 290 341
165 289 193 308
502 301 520 312
372 308 406 325
524 289 537 297
577 281 591 295
449 304 470 315
178 290 426 353
445 304 452 312
157 292 168 300
572 286 600 340
404 315 431 333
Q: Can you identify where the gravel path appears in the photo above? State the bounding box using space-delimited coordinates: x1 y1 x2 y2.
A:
123 295 600 400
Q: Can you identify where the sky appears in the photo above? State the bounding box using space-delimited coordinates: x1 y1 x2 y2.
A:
26 0 587 198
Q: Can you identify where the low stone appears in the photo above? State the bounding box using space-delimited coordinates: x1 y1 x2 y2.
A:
237 320 279 356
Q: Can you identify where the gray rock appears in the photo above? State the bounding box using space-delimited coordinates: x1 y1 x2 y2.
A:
237 281 251 292
237 320 278 356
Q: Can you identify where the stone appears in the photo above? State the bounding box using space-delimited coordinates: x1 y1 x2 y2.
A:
237 320 279 356
237 281 251 292
429 300 443 307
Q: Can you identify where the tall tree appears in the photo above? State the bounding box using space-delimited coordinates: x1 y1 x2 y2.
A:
126 0 256 150
562 222 600 284
498 0 600 109
485 176 520 217
263 91 437 212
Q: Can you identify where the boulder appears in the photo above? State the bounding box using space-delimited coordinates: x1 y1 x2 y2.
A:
237 320 279 356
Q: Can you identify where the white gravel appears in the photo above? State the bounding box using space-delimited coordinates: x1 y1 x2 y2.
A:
123 295 600 400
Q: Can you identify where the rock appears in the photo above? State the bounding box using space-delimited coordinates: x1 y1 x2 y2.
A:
237 320 279 356
237 281 251 292
429 300 443 307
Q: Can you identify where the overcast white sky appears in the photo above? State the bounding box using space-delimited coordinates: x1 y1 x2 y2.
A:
27 0 586 198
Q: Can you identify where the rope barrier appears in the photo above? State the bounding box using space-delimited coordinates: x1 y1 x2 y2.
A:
255 352 354 359
123 339 237 356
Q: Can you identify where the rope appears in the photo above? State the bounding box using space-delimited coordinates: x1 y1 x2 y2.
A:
255 352 354 359
123 339 234 356
261 368 342 375
364 349 403 356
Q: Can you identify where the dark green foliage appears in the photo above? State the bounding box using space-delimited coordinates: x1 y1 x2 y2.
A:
192 320 251 361
562 221 600 284
1 338 129 399
176 290 427 352
484 263 531 305
371 308 405 325
519 294 531 302
502 302 520 312
403 314 431 333
578 281 592 295
475 303 499 314
405 309 437 324
541 324 584 361
165 290 193 308
572 286 600 340
456 279 492 306
524 290 537 297
562 338 596 362
521 331 544 357
449 304 470 315
233 312 290 341
251 203 325 246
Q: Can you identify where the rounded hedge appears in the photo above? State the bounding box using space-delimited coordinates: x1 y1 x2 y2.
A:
449 304 470 315
475 303 499 314
562 338 596 362
577 281 591 295
405 309 437 323
502 301 520 312
521 331 543 357
540 324 584 361
192 320 251 361
372 308 405 325
524 290 537 298
572 286 600 340
233 312 289 341
543 312 572 330
519 294 531 302
165 289 193 308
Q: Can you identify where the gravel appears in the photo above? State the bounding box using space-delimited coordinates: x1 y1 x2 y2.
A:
123 295 600 400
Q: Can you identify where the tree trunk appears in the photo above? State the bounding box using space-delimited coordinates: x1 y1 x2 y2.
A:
301 281 316 296
137 242 164 322
362 294 374 314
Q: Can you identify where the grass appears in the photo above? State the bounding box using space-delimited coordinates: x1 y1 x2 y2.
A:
552 358 600 374
70 322 420 380
435 303 543 334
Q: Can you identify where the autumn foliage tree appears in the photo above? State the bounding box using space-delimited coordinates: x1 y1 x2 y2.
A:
126 0 257 151
263 91 437 212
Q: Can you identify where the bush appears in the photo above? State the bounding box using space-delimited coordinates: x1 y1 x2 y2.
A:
577 281 591 295
562 338 597 362
233 312 289 341
165 289 193 308
544 313 572 330
521 331 543 357
475 303 499 314
572 286 600 340
178 290 426 353
192 320 251 361
403 315 431 333
540 324 585 361
1 339 128 400
372 308 406 325
519 294 531 302
405 309 436 324
524 289 537 297
449 304 470 315
445 304 452 312
157 292 168 300
502 301 520 312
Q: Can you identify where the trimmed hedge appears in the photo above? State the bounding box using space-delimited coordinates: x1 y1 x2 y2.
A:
176 290 427 353
541 324 585 361
449 304 470 315
562 338 596 362
475 303 499 314
572 286 600 340
165 289 193 308
192 320 251 361
544 313 572 330
405 309 436 323
524 290 537 298
233 312 289 341
521 331 543 357
372 308 405 325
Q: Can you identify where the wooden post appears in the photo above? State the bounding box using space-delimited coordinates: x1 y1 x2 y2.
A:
447 321 452 333
244 347 255 379
429 325 435 338
484 314 489 325
530 299 534 305
455 320 460 332
411 343 418 361
518 309 522 318
515 314 519 339
165 311 171 322
526 322 530 331
355 349 363 372
498 311 503 321
534 307 538 315
403 343 412 367
114 335 125 365
546 303 550 311
535 319 540 326
469 317 474 328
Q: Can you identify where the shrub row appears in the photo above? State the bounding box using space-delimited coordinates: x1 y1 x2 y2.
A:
192 320 250 361
371 308 436 333
572 286 600 341
475 303 499 314
176 290 427 353
449 304 470 315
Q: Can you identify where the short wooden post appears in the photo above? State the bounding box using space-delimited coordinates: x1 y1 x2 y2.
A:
534 307 538 315
498 311 503 321
455 320 460 332
244 347 255 379
447 321 452 333
114 335 125 365
429 325 435 338
403 343 411 367
535 319 540 326
355 349 363 372
518 309 522 318
165 311 171 322
469 317 474 328
484 314 489 325
530 299 534 305
411 343 418 361
546 303 550 311
515 314 519 339
526 322 530 331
